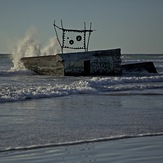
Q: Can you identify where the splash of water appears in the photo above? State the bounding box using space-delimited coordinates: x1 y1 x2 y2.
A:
42 37 60 56
11 28 60 70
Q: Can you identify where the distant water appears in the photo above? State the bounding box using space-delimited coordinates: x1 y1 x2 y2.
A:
0 53 163 154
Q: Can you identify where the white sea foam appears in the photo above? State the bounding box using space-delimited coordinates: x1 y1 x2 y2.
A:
0 75 163 103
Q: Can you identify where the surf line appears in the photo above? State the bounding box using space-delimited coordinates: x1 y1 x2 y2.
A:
99 92 163 96
1 132 163 153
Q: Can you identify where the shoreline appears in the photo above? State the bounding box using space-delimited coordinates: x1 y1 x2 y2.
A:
1 135 163 163
1 132 163 153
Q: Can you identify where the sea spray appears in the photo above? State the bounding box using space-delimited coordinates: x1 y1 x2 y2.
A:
11 28 60 70
11 28 41 70
42 37 60 56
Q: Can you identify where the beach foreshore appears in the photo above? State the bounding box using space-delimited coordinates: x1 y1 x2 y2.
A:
1 135 163 163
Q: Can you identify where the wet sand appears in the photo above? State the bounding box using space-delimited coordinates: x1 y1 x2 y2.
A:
1 135 163 163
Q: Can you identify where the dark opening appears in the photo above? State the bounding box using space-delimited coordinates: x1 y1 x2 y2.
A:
84 60 90 75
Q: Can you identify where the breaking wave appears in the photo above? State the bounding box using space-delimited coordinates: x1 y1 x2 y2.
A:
1 74 163 103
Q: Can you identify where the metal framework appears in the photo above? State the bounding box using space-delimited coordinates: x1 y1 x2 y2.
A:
53 20 94 53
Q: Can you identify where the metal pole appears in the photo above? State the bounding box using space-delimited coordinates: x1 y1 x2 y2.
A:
86 22 92 51
53 20 62 53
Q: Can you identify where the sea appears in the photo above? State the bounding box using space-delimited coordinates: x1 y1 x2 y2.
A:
0 53 163 162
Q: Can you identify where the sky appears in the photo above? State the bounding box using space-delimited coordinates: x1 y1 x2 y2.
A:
0 0 163 54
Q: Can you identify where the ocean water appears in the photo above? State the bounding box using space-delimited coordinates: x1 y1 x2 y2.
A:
0 53 163 162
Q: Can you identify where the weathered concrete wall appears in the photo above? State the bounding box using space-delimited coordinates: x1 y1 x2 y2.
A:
90 56 114 75
62 49 121 76
64 61 84 75
21 48 121 76
112 55 122 74
21 55 64 76
122 62 157 73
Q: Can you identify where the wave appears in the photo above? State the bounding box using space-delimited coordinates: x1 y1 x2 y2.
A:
1 132 163 153
1 74 163 103
122 59 163 64
0 70 33 77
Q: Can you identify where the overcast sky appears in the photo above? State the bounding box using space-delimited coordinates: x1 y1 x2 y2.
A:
0 0 163 54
